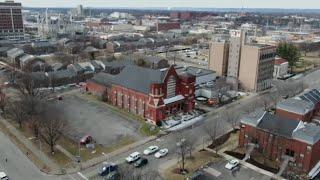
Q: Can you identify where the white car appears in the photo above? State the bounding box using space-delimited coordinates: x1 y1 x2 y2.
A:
125 152 140 163
143 145 159 155
0 172 8 180
154 148 168 158
225 159 240 170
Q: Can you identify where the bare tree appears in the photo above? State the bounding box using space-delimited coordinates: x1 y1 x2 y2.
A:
0 87 7 114
7 101 26 128
16 74 41 98
260 96 271 111
222 110 239 130
204 116 225 147
176 137 188 173
21 96 43 137
47 72 58 93
39 104 67 154
184 133 197 158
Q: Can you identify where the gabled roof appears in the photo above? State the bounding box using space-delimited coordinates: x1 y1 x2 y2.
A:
277 98 314 115
293 123 320 145
298 89 320 106
112 65 168 94
257 113 300 138
241 111 300 138
89 72 115 87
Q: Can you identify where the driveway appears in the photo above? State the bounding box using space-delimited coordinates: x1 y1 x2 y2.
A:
54 94 144 146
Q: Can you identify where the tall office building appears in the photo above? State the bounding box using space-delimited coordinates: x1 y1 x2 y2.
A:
0 0 24 40
227 30 246 79
76 5 83 16
238 44 276 92
208 41 229 76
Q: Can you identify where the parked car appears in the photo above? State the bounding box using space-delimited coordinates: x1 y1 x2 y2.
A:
103 171 120 180
126 152 140 163
0 172 9 180
80 135 93 145
134 158 148 167
98 162 118 176
225 159 239 170
143 145 159 155
187 170 205 180
57 95 63 100
154 148 168 158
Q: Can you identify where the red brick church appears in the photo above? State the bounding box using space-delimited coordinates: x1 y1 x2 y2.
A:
86 65 195 125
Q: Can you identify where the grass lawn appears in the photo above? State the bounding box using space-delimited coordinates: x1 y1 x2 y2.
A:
139 122 159 136
58 135 135 162
164 150 221 180
215 130 239 152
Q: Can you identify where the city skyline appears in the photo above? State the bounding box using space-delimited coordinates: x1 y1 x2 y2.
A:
15 0 320 9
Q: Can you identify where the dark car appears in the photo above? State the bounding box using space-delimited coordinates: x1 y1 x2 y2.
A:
80 135 93 145
134 158 148 168
103 171 120 180
98 162 118 176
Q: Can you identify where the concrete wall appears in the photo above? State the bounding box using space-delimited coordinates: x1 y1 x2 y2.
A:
209 42 229 76
238 45 259 91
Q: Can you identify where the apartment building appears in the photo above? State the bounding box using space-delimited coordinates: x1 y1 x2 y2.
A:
238 44 276 92
208 41 229 76
227 30 246 79
0 0 24 40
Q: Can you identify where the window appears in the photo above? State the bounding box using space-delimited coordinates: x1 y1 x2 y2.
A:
167 75 176 98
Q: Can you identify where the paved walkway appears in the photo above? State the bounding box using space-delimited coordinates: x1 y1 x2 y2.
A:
0 118 61 174
277 156 292 176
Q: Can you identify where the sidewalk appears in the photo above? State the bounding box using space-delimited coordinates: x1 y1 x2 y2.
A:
0 118 61 174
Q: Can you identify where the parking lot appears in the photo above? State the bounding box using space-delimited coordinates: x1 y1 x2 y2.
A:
193 159 270 180
54 93 144 146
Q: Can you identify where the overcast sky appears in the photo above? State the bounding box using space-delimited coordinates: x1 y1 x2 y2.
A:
15 0 320 9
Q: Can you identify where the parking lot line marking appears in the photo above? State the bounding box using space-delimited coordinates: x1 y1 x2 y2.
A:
77 172 89 180
204 167 221 177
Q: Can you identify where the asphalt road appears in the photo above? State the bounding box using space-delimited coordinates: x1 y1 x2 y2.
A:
0 131 58 180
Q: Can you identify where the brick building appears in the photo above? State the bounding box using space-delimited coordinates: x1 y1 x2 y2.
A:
86 65 195 125
0 0 24 40
239 110 320 173
276 89 320 123
157 22 180 32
